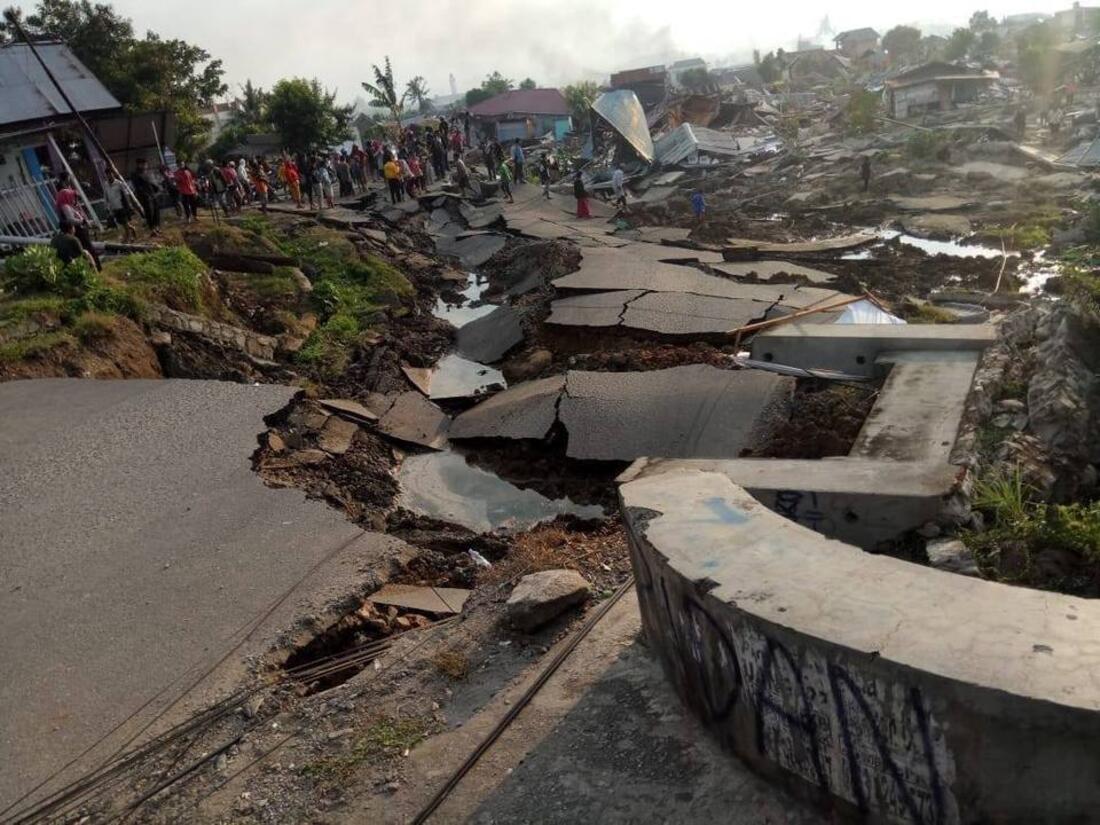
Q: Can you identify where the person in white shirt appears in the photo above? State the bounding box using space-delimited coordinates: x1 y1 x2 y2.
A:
611 165 626 209
104 168 137 242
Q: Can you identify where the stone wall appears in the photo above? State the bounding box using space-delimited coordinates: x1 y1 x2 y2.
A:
147 305 277 361
621 468 1100 824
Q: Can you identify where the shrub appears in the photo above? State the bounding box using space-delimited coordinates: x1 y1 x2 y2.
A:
71 311 115 343
3 245 99 297
845 89 881 136
905 131 948 160
101 247 207 312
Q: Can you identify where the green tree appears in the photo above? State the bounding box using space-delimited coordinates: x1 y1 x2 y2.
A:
361 57 407 132
232 80 269 130
519 77 537 90
969 10 995 32
845 89 881 135
758 51 780 83
563 80 599 125
481 71 513 96
883 25 922 63
974 30 1001 60
267 78 352 154
3 1 226 156
1016 22 1059 93
465 87 493 107
405 75 431 113
944 28 976 60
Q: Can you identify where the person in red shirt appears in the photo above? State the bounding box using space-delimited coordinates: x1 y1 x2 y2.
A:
282 156 302 208
449 129 464 164
174 162 199 223
222 161 241 210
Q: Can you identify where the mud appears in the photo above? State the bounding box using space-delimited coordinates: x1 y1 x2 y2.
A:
745 378 880 459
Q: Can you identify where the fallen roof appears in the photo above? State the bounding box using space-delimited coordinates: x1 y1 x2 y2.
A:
591 90 655 163
468 88 570 117
654 123 744 165
1057 138 1100 167
0 42 121 130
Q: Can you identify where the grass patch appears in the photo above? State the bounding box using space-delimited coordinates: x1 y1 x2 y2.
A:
303 717 431 784
0 330 73 362
903 303 957 324
101 247 208 313
432 649 470 681
0 295 68 323
71 311 115 343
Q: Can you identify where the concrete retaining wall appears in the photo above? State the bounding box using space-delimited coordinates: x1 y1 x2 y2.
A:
148 305 277 360
621 467 1100 824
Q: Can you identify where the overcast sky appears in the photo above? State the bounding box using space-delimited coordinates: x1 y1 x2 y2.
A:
42 0 1056 105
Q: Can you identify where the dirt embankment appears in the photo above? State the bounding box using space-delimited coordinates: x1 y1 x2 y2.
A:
0 315 161 380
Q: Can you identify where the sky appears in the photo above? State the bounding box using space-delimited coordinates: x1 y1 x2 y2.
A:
25 0 1059 106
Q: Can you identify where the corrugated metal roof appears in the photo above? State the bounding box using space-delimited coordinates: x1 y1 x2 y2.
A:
654 124 744 165
0 42 121 131
467 89 569 117
1058 138 1100 167
591 90 654 163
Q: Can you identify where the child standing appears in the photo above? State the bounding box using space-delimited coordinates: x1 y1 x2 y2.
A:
498 157 515 203
691 189 706 223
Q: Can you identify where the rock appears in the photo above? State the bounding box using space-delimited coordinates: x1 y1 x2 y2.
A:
284 449 328 466
288 404 330 432
926 538 980 577
995 399 1026 413
504 348 553 383
267 432 286 453
393 616 413 631
506 569 591 631
318 416 359 455
916 522 941 539
289 267 313 293
277 334 306 355
149 330 172 346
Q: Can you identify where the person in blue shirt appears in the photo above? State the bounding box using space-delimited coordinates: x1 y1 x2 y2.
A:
691 189 706 223
511 141 525 184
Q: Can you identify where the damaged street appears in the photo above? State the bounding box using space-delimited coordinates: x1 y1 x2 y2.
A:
4 2 1100 823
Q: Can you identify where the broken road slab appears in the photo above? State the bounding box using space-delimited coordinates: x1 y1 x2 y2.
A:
548 290 770 335
0 379 413 809
710 259 838 284
455 305 525 363
547 290 647 328
377 391 450 449
368 583 471 615
521 365 791 461
888 194 977 212
723 231 876 256
450 375 565 441
435 233 507 268
318 397 378 424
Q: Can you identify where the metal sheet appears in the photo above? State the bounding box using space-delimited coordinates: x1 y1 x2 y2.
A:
591 90 655 163
654 124 744 165
0 43 121 128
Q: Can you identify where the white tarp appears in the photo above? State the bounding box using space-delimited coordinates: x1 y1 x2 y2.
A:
836 299 906 325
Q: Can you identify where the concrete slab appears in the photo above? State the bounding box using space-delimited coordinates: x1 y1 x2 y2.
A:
623 292 771 335
377 391 451 449
435 233 507 268
632 226 693 244
449 375 565 441
851 350 980 463
367 583 471 614
455 306 525 363
751 323 997 376
711 260 838 285
408 355 505 401
723 232 875 255
560 365 791 461
621 469 1100 823
553 258 789 304
318 398 378 423
0 379 408 809
888 194 976 212
547 290 646 327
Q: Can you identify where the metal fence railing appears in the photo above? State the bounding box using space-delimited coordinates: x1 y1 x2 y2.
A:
0 178 60 239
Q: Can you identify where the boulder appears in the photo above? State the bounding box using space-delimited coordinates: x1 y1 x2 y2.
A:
506 569 591 631
926 538 980 577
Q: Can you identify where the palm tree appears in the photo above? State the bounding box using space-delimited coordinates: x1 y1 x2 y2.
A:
231 80 269 129
362 56 407 134
406 75 431 113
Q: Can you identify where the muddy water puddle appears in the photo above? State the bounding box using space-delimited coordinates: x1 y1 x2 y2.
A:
842 229 1009 261
1019 251 1062 294
397 451 606 533
433 273 496 327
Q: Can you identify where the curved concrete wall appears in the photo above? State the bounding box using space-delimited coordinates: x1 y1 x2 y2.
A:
621 466 1100 824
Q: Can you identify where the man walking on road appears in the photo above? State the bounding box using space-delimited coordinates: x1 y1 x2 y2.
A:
511 140 525 185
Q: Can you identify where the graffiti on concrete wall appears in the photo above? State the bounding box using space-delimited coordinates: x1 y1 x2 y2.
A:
634 544 957 825
771 489 837 536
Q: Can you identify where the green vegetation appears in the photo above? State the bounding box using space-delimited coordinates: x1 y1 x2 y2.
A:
1056 264 1100 316
3 245 98 296
904 303 957 324
905 131 949 160
303 717 430 783
966 468 1100 594
71 311 116 343
844 89 881 136
100 247 208 312
0 330 74 363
